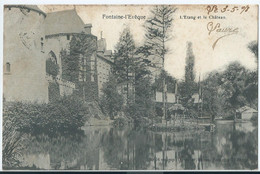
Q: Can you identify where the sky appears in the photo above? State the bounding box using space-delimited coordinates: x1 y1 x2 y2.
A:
39 5 258 81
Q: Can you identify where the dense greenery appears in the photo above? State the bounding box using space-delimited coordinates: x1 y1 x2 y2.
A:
3 95 88 135
61 34 98 102
48 81 60 102
61 35 97 83
202 61 258 118
113 27 136 84
46 58 59 77
152 70 177 93
179 42 197 105
100 75 124 119
3 113 25 168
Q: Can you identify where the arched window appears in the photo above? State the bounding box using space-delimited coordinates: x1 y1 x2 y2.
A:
6 62 10 72
48 51 57 64
46 51 59 77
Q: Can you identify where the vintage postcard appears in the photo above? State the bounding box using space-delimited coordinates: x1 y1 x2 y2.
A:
2 4 258 170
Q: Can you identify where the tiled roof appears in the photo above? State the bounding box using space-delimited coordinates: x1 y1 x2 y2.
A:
236 106 257 113
44 9 85 35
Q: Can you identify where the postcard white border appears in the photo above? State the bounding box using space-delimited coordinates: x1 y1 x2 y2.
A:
0 0 259 172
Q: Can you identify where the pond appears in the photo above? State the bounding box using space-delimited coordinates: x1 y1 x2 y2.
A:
15 121 257 170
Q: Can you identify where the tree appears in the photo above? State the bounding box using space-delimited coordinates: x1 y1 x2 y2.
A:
248 40 258 62
113 27 136 103
202 61 257 119
185 42 196 83
125 54 154 120
179 42 197 106
152 70 176 93
144 5 177 121
245 40 258 108
100 75 124 119
202 71 224 119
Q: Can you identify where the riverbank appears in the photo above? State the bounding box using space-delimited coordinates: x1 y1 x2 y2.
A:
148 119 210 132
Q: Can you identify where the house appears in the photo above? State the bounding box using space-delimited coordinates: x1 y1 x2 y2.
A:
236 106 258 120
44 9 98 102
96 37 114 97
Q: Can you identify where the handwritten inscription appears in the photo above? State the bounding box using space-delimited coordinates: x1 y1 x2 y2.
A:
207 22 239 49
206 5 250 15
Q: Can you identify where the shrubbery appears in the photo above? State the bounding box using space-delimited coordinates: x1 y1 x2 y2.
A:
3 95 88 135
46 59 59 77
3 113 25 168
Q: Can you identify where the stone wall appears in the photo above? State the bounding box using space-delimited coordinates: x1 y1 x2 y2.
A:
3 6 49 103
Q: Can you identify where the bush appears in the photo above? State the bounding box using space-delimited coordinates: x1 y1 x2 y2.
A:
3 95 88 135
112 117 129 127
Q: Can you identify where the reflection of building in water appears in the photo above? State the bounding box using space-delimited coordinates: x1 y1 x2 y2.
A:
235 122 255 133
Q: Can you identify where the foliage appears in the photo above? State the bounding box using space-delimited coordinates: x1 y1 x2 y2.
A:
61 34 97 83
132 76 154 118
3 113 25 168
152 70 176 93
112 117 129 127
247 40 258 62
3 95 88 135
143 5 177 60
46 58 59 77
201 71 224 118
185 42 196 83
128 55 155 119
60 49 78 82
100 75 124 119
48 81 60 102
113 27 136 84
202 61 258 118
178 42 198 110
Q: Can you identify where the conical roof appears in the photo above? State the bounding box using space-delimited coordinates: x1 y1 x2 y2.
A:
5 5 46 16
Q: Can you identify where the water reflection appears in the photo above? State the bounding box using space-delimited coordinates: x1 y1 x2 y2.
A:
17 122 257 170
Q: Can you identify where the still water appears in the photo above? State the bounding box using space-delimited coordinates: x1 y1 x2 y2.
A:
19 121 257 170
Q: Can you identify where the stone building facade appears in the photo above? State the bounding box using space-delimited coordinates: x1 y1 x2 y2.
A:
44 9 98 102
3 6 100 103
4 5 49 103
96 38 114 97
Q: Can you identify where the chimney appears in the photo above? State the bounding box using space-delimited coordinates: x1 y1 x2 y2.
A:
84 24 92 34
